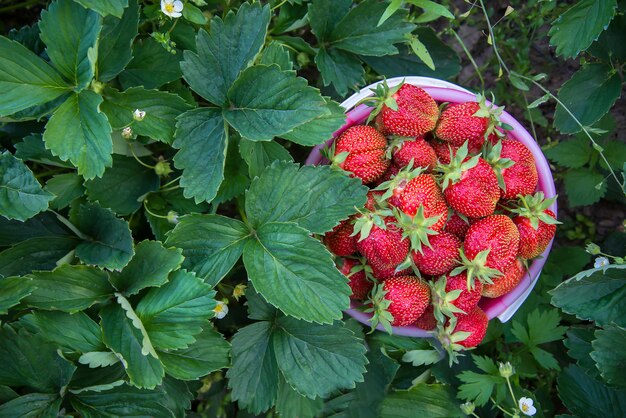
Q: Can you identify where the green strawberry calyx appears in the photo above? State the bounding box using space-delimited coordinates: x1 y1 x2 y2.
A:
430 276 465 323
473 92 511 140
483 140 515 191
356 78 404 124
393 206 442 254
437 142 481 190
507 192 561 230
450 248 502 289
374 160 425 201
364 283 394 335
350 207 393 241
436 319 472 366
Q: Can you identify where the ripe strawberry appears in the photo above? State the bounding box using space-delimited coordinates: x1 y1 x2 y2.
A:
412 231 461 276
325 217 357 256
463 214 521 274
390 137 438 170
333 125 390 184
443 272 483 314
499 139 538 199
356 216 409 273
370 263 411 281
364 190 385 212
339 258 375 300
372 163 400 188
370 276 431 328
398 174 448 228
435 95 504 149
440 148 500 218
509 193 558 259
482 258 526 298
375 84 439 137
452 306 488 348
444 212 472 240
414 305 437 330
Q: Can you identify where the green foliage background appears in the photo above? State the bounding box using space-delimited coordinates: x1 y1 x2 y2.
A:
0 0 624 416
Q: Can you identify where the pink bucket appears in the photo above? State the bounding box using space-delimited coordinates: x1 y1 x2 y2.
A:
306 77 557 337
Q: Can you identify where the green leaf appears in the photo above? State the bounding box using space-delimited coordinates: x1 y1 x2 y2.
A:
246 287 278 321
457 356 503 407
143 188 209 241
315 47 364 96
363 28 460 79
172 108 228 203
39 0 102 89
330 0 414 57
0 325 76 392
135 269 216 350
110 240 184 296
78 352 120 369
180 2 270 106
0 236 78 277
557 365 626 418
0 277 34 314
0 151 53 221
85 155 159 215
402 349 442 366
279 98 346 146
550 265 626 327
408 35 435 71
43 90 113 180
14 134 72 168
588 11 626 62
118 38 182 90
0 36 69 117
45 173 85 210
259 41 293 71
563 169 607 207
380 385 463 418
273 316 367 398
564 328 598 377
165 214 251 286
25 265 113 312
591 326 626 387
100 302 164 389
227 322 279 414
97 0 139 81
70 384 173 417
554 64 622 134
276 376 323 418
599 139 626 171
160 327 230 380
239 138 293 179
512 309 567 347
32 311 105 353
160 377 193 418
246 162 367 234
224 65 329 141
182 3 207 24
543 137 591 168
73 0 128 17
102 87 191 144
308 0 351 42
409 0 454 20
549 0 617 59
0 212 71 246
243 222 351 324
75 203 134 270
0 393 61 418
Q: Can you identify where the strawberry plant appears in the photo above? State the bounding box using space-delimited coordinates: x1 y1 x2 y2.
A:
0 0 625 417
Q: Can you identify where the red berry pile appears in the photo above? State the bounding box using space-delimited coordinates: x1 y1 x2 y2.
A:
324 83 558 351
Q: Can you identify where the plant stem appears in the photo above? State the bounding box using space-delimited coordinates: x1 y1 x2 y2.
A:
161 175 181 190
271 0 288 11
143 200 168 219
51 210 88 240
0 0 40 13
448 28 485 91
505 376 518 407
491 397 516 417
129 142 155 169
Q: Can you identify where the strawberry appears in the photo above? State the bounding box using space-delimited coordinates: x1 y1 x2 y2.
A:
412 231 461 276
368 276 430 330
435 95 505 149
325 217 357 256
458 215 521 282
370 263 411 281
499 138 538 199
339 258 375 300
452 306 489 348
482 258 526 298
439 144 500 218
444 212 472 240
372 163 400 188
355 216 409 273
333 125 390 184
414 305 437 330
443 273 483 314
389 137 437 170
374 84 439 137
509 193 559 259
432 140 459 165
365 190 385 212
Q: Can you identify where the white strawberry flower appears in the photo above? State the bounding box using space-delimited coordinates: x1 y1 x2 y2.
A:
122 126 133 139
213 301 229 319
594 256 610 268
161 0 183 18
133 109 146 121
518 397 536 416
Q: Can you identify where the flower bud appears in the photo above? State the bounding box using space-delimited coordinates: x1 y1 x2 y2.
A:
460 402 475 415
166 210 179 224
499 361 515 378
122 126 133 139
155 160 173 177
585 243 601 255
233 283 247 301
133 109 146 121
